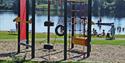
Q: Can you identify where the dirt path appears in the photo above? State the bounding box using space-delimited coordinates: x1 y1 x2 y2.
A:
0 41 125 63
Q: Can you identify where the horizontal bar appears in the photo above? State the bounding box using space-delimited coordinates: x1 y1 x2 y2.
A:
20 42 32 48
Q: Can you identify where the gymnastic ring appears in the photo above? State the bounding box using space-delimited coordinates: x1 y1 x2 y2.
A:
55 25 64 36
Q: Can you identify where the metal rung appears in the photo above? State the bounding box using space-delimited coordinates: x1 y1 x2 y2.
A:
71 10 80 12
69 30 82 31
20 42 32 48
67 0 84 3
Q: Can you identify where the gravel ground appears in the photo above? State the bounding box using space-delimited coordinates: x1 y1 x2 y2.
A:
0 41 125 63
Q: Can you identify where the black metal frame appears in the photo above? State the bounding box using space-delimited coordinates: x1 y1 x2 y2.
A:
31 0 35 58
17 0 35 58
66 0 92 58
87 0 92 58
26 0 29 49
47 0 51 44
64 0 67 60
58 0 92 60
71 1 75 49
17 0 91 60
17 0 20 53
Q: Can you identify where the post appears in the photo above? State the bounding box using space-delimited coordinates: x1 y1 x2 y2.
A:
47 0 50 44
83 18 86 37
71 2 75 48
64 0 67 60
17 0 20 53
26 0 29 49
32 0 35 58
87 0 92 58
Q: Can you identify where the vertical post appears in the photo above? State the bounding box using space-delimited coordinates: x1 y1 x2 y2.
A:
32 0 35 58
83 18 86 37
47 0 50 44
71 2 75 48
64 0 67 60
87 0 92 58
26 0 29 49
17 0 20 53
59 0 62 17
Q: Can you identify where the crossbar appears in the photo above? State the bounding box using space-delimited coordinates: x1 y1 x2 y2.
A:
20 42 32 48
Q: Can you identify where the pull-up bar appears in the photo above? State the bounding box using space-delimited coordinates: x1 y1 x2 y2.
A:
96 23 114 26
67 0 85 3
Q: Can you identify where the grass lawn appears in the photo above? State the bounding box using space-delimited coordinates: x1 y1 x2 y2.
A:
0 31 125 39
91 40 125 46
0 31 63 39
0 31 125 46
36 4 55 10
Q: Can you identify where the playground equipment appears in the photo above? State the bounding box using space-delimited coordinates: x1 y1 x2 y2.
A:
95 22 115 40
55 0 92 58
16 0 35 58
95 0 115 40
43 0 54 50
67 0 91 58
16 0 92 60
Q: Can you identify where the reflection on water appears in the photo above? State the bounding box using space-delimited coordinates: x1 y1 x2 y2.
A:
0 12 125 35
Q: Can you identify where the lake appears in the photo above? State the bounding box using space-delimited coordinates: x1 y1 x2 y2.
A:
0 12 125 35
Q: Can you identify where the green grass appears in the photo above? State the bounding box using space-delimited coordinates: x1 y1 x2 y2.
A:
0 32 18 39
115 35 125 38
1 31 125 39
0 32 63 39
36 4 55 10
92 40 125 46
0 31 125 46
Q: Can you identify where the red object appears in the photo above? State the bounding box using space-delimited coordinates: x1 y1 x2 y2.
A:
20 0 26 41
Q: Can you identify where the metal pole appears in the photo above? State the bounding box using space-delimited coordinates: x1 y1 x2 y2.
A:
64 0 67 60
32 0 35 58
17 0 20 53
83 19 86 36
87 0 92 58
71 2 75 48
26 0 29 49
47 0 50 44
